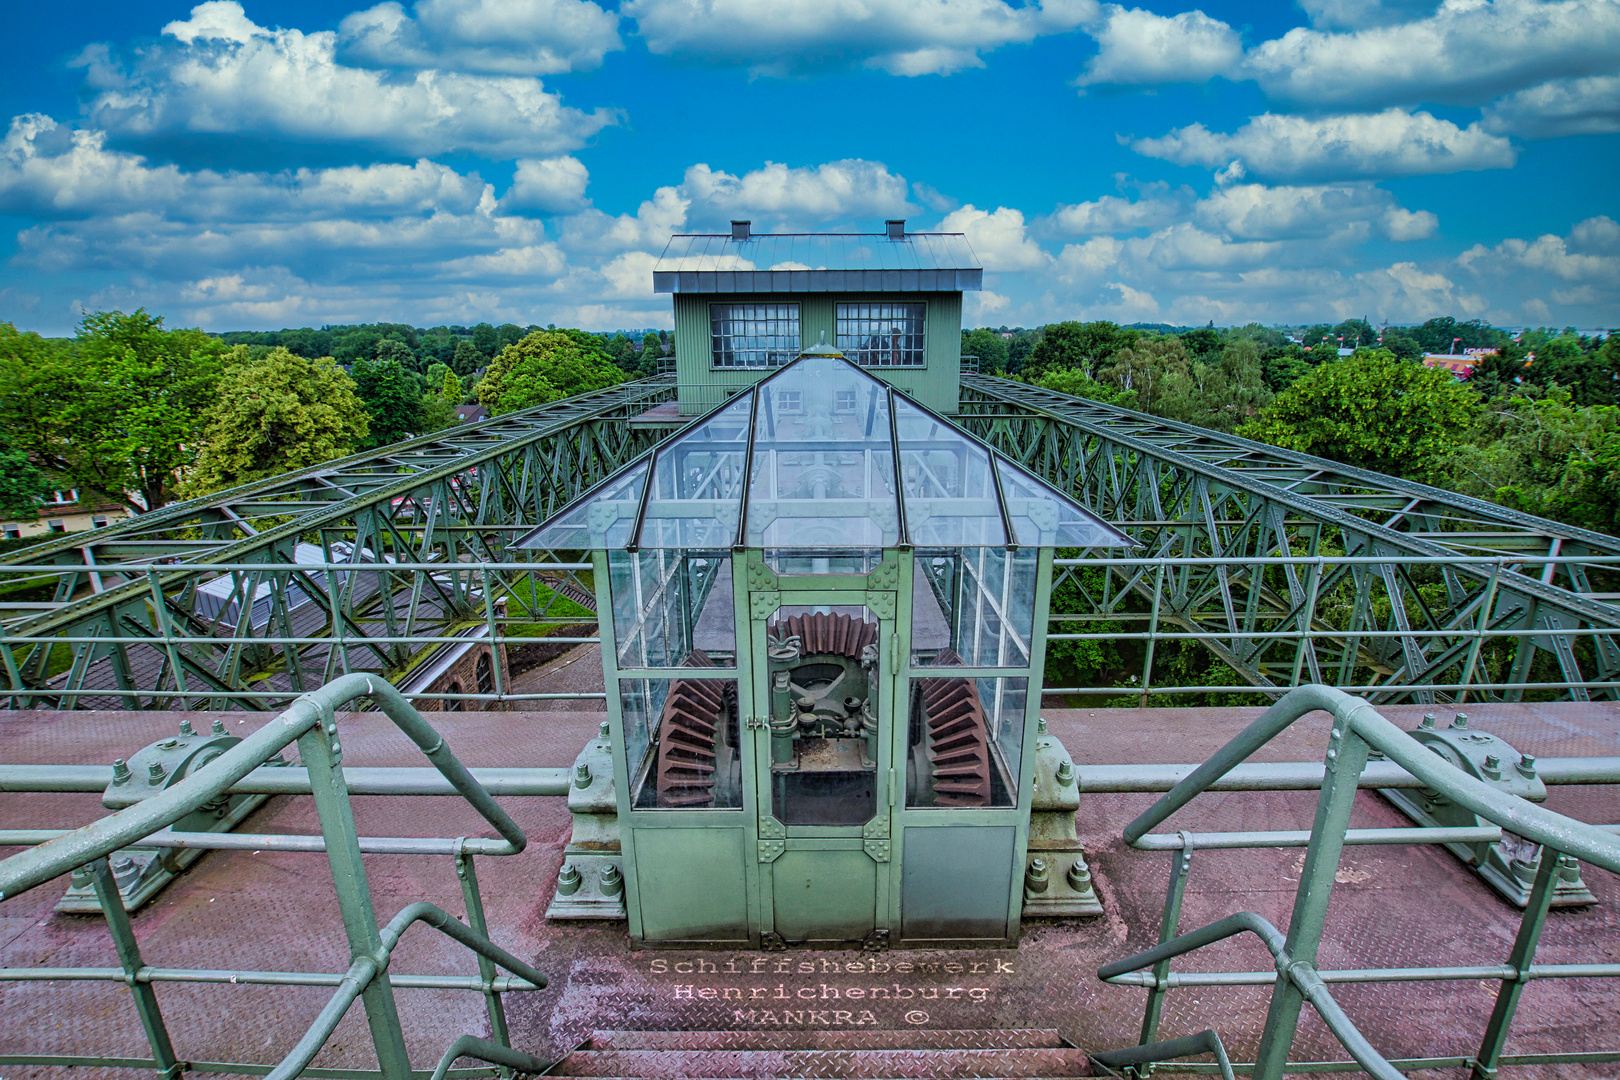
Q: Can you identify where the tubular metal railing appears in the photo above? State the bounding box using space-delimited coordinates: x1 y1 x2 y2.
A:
0 673 553 1080
1090 684 1620 1079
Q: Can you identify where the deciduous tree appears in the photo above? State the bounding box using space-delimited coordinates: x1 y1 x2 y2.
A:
184 347 369 496
475 331 627 415
1239 349 1480 483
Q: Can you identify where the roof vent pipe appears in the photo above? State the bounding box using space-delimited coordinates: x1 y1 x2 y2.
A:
886 219 906 240
730 220 751 241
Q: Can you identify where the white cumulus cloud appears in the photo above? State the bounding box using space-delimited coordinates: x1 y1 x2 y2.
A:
1195 182 1436 241
502 156 591 214
338 0 622 75
622 0 1096 77
1131 109 1517 181
1076 6 1242 87
80 1 616 161
938 205 1049 271
1244 0 1620 109
1483 76 1620 137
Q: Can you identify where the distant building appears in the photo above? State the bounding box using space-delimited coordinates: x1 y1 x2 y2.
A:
1422 353 1479 377
652 218 982 415
456 404 489 424
2 489 131 541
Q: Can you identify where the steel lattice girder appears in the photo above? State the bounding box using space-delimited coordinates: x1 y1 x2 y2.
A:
0 379 676 709
956 376 1620 704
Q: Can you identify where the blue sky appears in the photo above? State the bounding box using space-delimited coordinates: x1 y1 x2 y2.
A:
0 0 1616 335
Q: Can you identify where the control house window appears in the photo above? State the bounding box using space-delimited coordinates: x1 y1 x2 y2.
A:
837 303 925 367
711 303 800 368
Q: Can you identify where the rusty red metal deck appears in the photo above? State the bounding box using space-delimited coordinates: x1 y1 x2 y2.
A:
3 692 1618 1076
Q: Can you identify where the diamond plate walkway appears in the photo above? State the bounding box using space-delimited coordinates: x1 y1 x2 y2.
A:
2 685 1618 1075
548 1029 1088 1077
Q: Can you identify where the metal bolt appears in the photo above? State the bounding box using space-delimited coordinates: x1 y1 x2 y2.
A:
1024 858 1050 895
212 717 227 736
1067 860 1093 891
70 865 94 888
598 720 611 740
147 761 167 786
1483 754 1502 779
111 856 140 889
1037 717 1048 735
556 863 582 896
156 738 178 750
1056 760 1075 786
575 763 593 788
1517 753 1538 778
1420 713 1437 729
1452 712 1469 729
111 758 131 784
599 863 623 896
178 719 195 738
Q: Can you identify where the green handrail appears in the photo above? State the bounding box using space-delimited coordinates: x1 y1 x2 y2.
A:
1098 684 1620 1080
0 673 551 1080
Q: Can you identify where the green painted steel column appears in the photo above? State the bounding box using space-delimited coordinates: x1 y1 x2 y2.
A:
1252 720 1371 1080
1139 839 1195 1047
89 857 181 1079
1471 849 1563 1078
455 851 510 1049
297 716 413 1079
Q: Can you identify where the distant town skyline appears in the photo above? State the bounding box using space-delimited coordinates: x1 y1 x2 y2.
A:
1 0 1616 336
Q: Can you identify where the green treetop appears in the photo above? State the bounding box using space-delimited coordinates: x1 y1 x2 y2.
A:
1239 348 1481 483
184 347 369 497
475 331 627 416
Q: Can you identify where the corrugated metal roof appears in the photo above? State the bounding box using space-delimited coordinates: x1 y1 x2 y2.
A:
653 233 982 293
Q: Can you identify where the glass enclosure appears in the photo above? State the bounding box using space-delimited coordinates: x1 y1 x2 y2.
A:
608 549 735 669
621 676 742 809
905 676 1027 808
764 606 882 826
912 548 1037 667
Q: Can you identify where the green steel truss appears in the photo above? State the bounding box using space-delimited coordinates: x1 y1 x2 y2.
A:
957 376 1620 705
5 371 1620 709
0 378 675 709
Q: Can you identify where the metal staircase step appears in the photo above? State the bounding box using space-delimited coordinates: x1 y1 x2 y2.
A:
547 1046 1090 1078
584 1029 1068 1051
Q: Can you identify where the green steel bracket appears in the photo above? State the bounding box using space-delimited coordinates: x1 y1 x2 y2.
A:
745 560 779 591
862 816 890 840
1379 713 1596 907
758 816 787 839
758 839 785 862
865 559 899 591
1023 718 1102 917
863 591 896 619
58 719 282 915
750 592 780 620
863 838 891 863
546 721 626 921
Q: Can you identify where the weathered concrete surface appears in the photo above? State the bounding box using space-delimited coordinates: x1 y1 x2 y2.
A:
2 682 1617 1076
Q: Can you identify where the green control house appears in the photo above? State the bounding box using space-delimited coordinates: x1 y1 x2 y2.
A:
653 220 982 416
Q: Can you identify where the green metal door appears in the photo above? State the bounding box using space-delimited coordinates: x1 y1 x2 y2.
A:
747 588 896 946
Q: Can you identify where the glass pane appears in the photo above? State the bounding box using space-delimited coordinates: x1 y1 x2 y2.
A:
995 457 1130 548
711 302 800 368
765 605 881 826
892 397 1006 547
637 395 751 549
912 548 1035 667
610 549 736 668
836 302 925 367
516 459 647 551
904 676 1028 808
741 356 901 549
621 677 742 809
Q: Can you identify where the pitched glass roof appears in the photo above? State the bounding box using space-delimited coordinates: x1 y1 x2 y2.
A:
517 350 1130 553
652 233 982 293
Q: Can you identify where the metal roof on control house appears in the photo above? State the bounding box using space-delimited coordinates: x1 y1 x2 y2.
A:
652 232 983 293
517 348 1130 553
